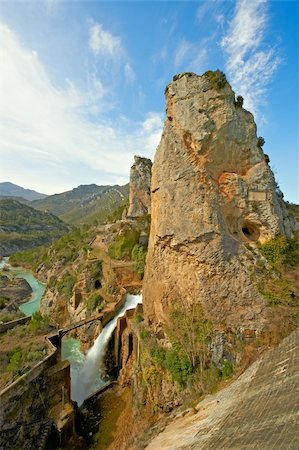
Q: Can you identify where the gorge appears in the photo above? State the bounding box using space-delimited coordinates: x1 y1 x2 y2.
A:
0 70 298 450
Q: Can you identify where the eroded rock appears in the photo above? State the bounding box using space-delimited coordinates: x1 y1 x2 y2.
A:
143 71 296 333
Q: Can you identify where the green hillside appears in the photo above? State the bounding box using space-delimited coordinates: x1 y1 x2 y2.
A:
0 199 70 256
32 183 129 226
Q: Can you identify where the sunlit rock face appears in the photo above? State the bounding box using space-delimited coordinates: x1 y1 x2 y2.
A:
127 156 152 219
143 72 295 333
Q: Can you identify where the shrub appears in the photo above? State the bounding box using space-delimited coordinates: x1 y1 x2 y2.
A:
259 235 299 270
203 70 227 90
7 348 22 372
87 293 103 312
257 136 265 148
56 271 76 299
131 244 147 276
221 359 234 378
235 95 244 107
28 311 49 333
108 229 140 260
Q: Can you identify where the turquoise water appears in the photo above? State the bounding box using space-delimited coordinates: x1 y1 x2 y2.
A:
0 258 46 316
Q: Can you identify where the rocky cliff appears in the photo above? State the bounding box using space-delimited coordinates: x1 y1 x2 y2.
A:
143 71 295 335
127 156 152 219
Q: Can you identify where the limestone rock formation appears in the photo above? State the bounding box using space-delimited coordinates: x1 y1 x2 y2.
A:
127 156 152 218
143 71 295 333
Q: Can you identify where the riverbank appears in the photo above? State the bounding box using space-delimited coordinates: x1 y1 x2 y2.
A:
0 257 46 316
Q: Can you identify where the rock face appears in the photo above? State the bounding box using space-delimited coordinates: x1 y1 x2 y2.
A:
127 156 152 218
143 72 295 333
0 274 32 309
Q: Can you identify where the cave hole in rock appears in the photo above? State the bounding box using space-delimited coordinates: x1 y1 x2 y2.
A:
241 222 260 242
94 279 102 289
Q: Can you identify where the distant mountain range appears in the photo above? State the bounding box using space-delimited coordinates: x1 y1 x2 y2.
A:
32 183 129 226
0 182 129 227
0 182 47 201
0 199 70 256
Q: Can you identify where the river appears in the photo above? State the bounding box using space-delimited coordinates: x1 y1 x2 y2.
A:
0 257 46 316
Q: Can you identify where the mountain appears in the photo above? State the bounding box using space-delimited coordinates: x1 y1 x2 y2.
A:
32 183 129 226
0 182 47 201
0 199 70 255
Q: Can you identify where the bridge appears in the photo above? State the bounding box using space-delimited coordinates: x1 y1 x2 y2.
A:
58 314 103 338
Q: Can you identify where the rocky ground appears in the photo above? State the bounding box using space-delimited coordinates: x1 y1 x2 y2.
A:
0 274 32 311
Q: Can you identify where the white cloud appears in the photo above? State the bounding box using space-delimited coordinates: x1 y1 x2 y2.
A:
174 38 207 72
124 63 136 84
221 0 281 114
0 23 162 194
89 22 122 58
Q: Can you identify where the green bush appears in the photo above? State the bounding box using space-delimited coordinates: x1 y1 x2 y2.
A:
221 359 234 378
28 311 49 333
0 296 9 309
56 271 76 299
87 293 103 312
131 244 147 276
108 229 140 260
7 348 22 372
203 70 227 90
150 343 192 387
259 235 299 270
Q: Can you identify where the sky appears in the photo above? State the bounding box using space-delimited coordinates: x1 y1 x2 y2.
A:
0 0 298 202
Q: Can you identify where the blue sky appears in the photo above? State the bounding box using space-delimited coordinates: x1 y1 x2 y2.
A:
0 0 298 202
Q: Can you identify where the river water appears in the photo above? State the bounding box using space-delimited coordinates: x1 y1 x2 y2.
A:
0 257 46 316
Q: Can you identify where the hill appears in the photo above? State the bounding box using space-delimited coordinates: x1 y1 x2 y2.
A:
0 182 47 201
0 199 70 255
32 183 129 226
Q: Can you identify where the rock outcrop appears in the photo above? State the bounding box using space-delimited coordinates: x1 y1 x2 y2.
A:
0 274 32 310
127 156 152 219
143 71 295 334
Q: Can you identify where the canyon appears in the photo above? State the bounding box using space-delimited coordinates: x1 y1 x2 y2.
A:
0 71 298 449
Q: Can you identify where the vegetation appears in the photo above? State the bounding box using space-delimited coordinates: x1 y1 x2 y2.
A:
27 311 49 332
0 198 70 255
10 226 95 271
235 95 244 107
259 235 299 271
56 271 76 299
203 70 227 90
106 199 129 223
131 244 147 276
257 233 299 306
257 136 265 148
108 228 140 260
138 301 231 400
5 342 45 375
32 183 129 226
86 293 103 312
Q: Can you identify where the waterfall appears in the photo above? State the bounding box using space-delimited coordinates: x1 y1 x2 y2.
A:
71 293 142 406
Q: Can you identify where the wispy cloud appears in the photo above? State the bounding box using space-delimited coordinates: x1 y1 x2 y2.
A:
221 0 281 114
174 38 207 72
89 21 122 58
88 20 136 86
0 23 161 194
